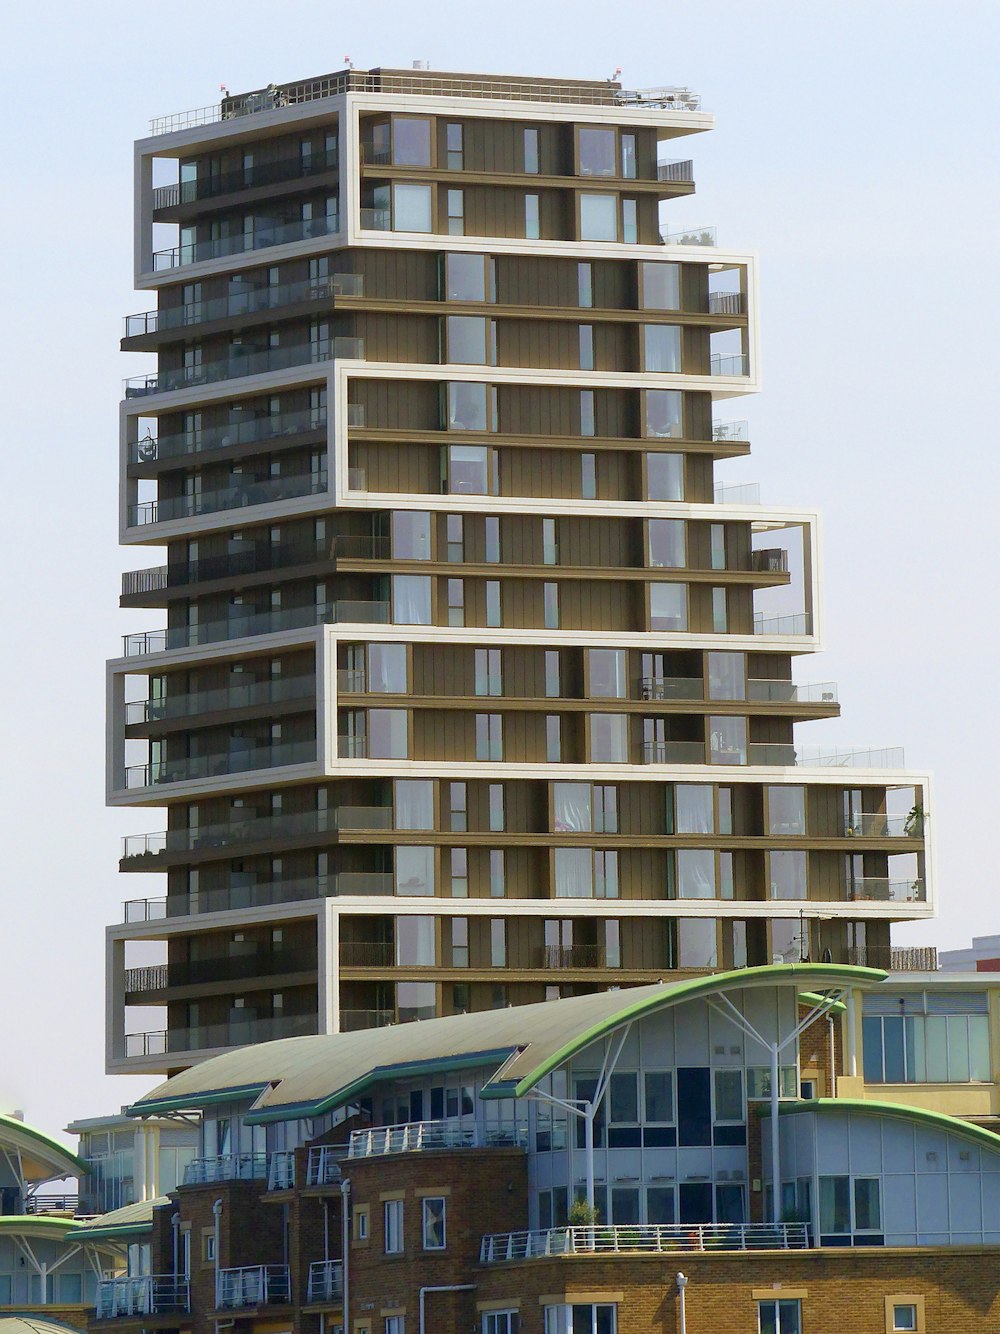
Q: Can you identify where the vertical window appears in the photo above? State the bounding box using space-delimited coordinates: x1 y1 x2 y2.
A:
589 649 627 699
710 523 727 570
451 918 469 967
646 453 684 500
393 182 433 232
490 918 507 963
485 579 502 627
475 647 503 696
546 715 562 762
446 123 464 170
383 1199 404 1253
542 517 558 565
523 127 540 173
449 781 467 831
622 198 638 244
450 848 468 897
422 1196 446 1249
641 261 681 310
393 116 432 166
578 128 616 176
447 188 465 235
709 715 747 764
580 389 596 437
446 513 464 562
525 193 540 239
447 314 488 364
712 586 728 632
581 453 597 499
445 252 486 301
578 262 593 308
579 324 595 370
447 578 465 626
543 582 559 629
545 650 561 698
485 516 501 563
644 389 682 438
649 583 688 631
489 783 505 832
476 713 503 761
648 519 685 568
579 193 618 241
621 133 637 179
605 919 621 967
707 651 745 700
643 324 682 372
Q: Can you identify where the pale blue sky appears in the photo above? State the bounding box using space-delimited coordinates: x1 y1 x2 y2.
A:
1 0 998 1139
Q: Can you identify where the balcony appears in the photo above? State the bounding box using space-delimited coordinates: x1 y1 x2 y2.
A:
306 1145 343 1186
123 1012 316 1058
348 1119 528 1158
124 739 317 789
710 352 749 376
183 1153 267 1185
124 337 363 398
125 675 314 726
661 224 716 246
122 808 392 859
641 740 705 764
480 1222 810 1263
753 611 813 636
541 944 606 968
849 878 927 903
125 273 362 339
656 158 695 182
751 548 789 573
122 598 389 657
340 941 394 967
130 406 326 467
339 1007 395 1031
125 948 316 993
714 480 760 505
844 813 922 838
747 680 837 704
708 291 745 316
152 148 339 211
216 1264 290 1310
797 745 905 768
307 1260 343 1304
121 872 393 920
96 1276 189 1319
712 420 749 442
359 207 391 231
152 215 339 271
267 1150 296 1190
637 676 702 701
746 744 797 765
130 472 328 527
847 945 938 971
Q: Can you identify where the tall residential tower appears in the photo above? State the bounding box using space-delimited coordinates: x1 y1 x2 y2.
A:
107 67 933 1075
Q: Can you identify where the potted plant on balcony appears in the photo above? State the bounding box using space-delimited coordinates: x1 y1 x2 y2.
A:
903 805 926 837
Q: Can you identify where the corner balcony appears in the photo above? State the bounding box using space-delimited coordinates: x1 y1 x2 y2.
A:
128 472 327 527
96 1276 190 1318
129 406 327 467
844 813 923 838
183 1153 268 1185
306 1145 343 1186
120 872 392 920
122 598 389 657
121 808 391 861
124 337 363 399
849 878 927 903
124 1013 316 1059
480 1222 810 1263
307 1260 343 1304
124 739 316 789
125 674 314 726
153 214 338 271
152 147 339 210
754 611 813 635
661 224 716 246
216 1264 290 1310
124 272 362 338
348 1119 527 1158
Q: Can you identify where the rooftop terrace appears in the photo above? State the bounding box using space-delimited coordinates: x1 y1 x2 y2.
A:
150 67 702 136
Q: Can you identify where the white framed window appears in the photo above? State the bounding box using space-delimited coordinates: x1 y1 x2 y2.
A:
483 1313 519 1334
544 1304 616 1334
422 1196 446 1249
385 1317 405 1334
384 1198 404 1253
757 1299 801 1334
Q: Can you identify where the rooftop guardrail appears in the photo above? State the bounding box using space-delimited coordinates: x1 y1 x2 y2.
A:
480 1221 810 1263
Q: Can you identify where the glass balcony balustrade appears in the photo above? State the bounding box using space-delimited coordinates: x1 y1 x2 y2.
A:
124 739 317 789
122 598 389 657
124 1015 316 1058
124 272 363 337
152 214 339 271
125 674 314 726
151 147 339 210
129 470 327 526
121 807 393 861
121 871 394 920
130 406 327 466
124 337 363 397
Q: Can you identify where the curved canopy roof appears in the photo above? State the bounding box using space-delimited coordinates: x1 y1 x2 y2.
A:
0 1217 85 1242
0 1115 87 1182
129 963 883 1125
778 1097 1000 1156
74 1196 169 1242
0 1319 91 1334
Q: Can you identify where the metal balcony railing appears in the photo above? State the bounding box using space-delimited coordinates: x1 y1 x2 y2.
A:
124 1014 316 1059
847 945 937 971
216 1264 290 1309
797 745 905 768
124 964 168 993
125 674 314 726
848 878 927 904
124 272 362 337
637 676 702 701
96 1276 190 1318
656 158 694 182
24 1192 79 1215
267 1150 296 1190
121 808 390 858
122 597 389 657
129 472 328 526
713 480 760 504
711 419 749 442
746 744 797 766
306 1145 343 1186
307 1260 344 1303
480 1222 810 1263
541 944 606 968
359 207 392 231
152 148 339 210
751 548 789 573
339 1007 396 1031
124 337 363 398
184 1153 268 1185
152 215 339 271
641 740 705 764
130 406 327 466
348 1120 527 1158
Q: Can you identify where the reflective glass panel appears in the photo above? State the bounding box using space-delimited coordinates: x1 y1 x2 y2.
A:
707 652 745 700
392 574 432 624
645 389 683 438
590 713 629 762
367 643 408 693
369 709 408 759
579 128 616 176
554 783 592 833
709 715 746 764
393 182 433 232
448 315 488 364
676 784 714 834
395 779 434 830
677 848 716 898
445 252 486 301
393 117 432 166
589 648 627 698
448 381 490 430
769 850 807 900
767 786 805 835
579 193 618 241
392 510 431 559
641 261 681 310
649 583 687 631
643 324 683 372
648 519 685 567
677 919 718 967
647 453 684 500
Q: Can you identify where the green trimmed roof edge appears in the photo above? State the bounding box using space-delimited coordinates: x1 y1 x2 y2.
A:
0 1115 88 1176
127 1082 271 1117
775 1097 1000 1155
73 1221 151 1241
0 1217 85 1237
499 963 886 1100
798 990 848 1015
246 1047 520 1124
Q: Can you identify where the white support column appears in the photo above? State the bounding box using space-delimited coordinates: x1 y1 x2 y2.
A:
769 1040 781 1224
317 901 339 1033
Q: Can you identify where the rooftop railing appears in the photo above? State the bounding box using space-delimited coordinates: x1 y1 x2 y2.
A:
128 471 328 526
125 674 314 726
124 337 362 398
661 224 716 247
216 1264 290 1310
184 1153 267 1185
306 1145 343 1186
152 148 339 209
23 1193 79 1215
122 597 389 657
480 1221 810 1263
124 739 317 789
96 1276 190 1319
152 214 338 271
130 406 327 466
124 273 362 338
150 74 701 135
307 1260 343 1304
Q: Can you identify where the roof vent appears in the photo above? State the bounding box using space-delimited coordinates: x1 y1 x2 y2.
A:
412 60 431 70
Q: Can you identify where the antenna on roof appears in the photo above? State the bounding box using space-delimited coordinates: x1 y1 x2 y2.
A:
343 55 353 69
608 66 622 83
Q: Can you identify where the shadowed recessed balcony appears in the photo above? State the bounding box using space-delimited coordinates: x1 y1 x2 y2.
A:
124 337 363 398
152 214 339 271
129 471 328 526
122 598 389 657
125 272 362 337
